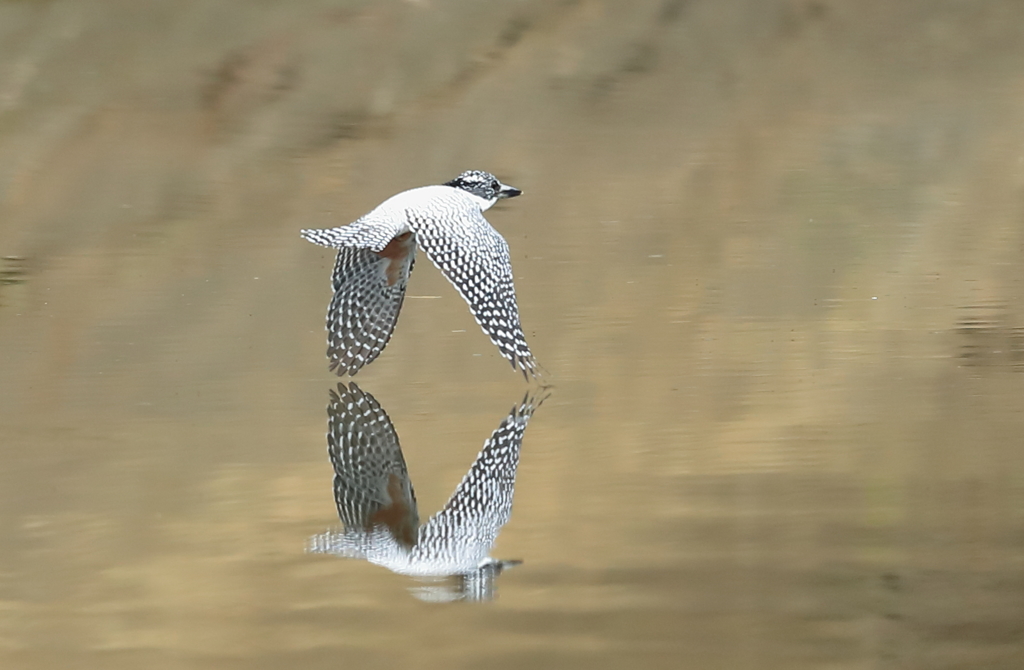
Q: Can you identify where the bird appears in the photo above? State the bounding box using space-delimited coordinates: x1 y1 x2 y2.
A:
309 382 548 601
300 170 540 379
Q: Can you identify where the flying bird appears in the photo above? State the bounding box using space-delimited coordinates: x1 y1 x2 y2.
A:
301 170 540 378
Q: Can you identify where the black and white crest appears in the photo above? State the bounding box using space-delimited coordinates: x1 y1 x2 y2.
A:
444 170 501 199
444 170 521 202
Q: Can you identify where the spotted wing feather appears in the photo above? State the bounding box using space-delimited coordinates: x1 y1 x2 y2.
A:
409 208 539 378
328 382 419 549
418 388 547 557
327 244 414 376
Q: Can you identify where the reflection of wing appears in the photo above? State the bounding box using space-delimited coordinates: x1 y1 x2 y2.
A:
418 390 545 559
327 383 418 549
409 207 539 379
325 236 415 377
309 386 549 602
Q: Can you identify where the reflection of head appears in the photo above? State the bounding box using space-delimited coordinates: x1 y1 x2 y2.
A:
309 382 548 602
410 560 523 603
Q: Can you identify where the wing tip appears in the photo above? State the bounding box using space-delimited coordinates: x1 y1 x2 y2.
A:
513 352 550 383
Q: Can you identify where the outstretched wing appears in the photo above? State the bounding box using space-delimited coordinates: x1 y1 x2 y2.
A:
327 382 419 549
408 207 540 378
325 234 415 376
415 388 548 562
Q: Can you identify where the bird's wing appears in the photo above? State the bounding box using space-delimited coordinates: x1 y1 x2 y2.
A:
416 389 547 560
327 382 419 549
326 237 415 376
408 207 540 378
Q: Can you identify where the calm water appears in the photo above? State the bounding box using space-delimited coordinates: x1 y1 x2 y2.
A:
2 1 1023 668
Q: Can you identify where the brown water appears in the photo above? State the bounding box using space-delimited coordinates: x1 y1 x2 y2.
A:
2 1 1023 668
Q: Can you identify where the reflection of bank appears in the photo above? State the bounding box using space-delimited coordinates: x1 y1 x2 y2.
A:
309 382 547 602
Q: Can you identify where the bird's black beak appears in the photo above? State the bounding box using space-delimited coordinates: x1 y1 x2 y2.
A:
498 184 522 199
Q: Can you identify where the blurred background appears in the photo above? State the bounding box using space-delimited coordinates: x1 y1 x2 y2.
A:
1 0 1023 668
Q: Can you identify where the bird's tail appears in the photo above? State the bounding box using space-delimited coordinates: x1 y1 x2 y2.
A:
301 227 351 249
301 218 394 252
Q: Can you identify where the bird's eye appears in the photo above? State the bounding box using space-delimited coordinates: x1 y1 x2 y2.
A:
491 181 499 190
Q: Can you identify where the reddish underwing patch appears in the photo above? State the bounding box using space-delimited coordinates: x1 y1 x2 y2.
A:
378 232 415 286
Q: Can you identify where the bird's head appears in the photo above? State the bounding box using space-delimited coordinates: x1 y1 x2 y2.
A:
444 170 521 210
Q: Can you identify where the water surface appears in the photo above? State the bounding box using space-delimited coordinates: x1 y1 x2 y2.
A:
1 1 1023 668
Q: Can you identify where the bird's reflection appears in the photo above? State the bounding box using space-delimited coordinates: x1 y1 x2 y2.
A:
309 382 546 602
